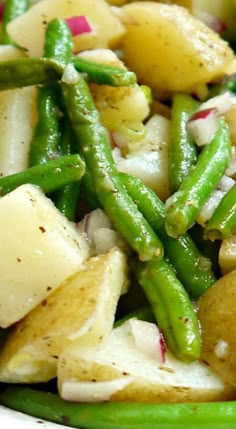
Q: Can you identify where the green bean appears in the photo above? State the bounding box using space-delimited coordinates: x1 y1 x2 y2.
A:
28 84 61 166
44 18 73 66
136 258 201 362
165 118 232 238
2 387 236 429
169 93 198 192
204 184 236 240
55 118 80 221
29 19 72 166
42 18 80 220
61 71 163 262
0 57 63 90
120 172 216 298
0 154 85 195
2 0 30 45
73 56 137 86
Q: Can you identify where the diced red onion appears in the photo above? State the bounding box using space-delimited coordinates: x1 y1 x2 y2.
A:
0 4 4 20
187 107 219 146
198 92 234 116
66 16 92 37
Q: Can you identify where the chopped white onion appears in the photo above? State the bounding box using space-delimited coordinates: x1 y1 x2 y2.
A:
93 227 125 255
61 64 79 84
197 92 235 116
187 108 219 147
197 176 235 226
61 377 133 402
129 318 166 363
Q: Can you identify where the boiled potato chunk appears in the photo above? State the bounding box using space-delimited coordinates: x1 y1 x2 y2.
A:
0 46 37 176
7 0 125 57
115 114 170 201
121 3 234 97
58 320 235 403
219 234 236 275
0 184 90 328
78 49 150 131
198 269 236 388
0 247 128 383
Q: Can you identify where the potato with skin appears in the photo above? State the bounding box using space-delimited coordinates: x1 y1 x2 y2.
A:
120 2 234 98
198 269 236 388
58 319 235 403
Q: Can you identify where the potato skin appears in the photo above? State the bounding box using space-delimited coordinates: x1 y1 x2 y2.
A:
198 269 236 388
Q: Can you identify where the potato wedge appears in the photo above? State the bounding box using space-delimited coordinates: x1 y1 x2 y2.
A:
0 184 90 328
198 269 236 388
78 49 149 131
0 46 37 176
121 2 234 97
219 234 236 275
58 319 235 403
7 0 125 57
0 247 128 383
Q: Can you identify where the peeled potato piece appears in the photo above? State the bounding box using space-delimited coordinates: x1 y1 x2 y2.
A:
121 2 234 97
198 270 236 388
0 184 90 328
58 320 235 403
0 247 128 383
7 0 125 57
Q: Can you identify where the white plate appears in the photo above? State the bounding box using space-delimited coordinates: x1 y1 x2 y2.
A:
0 405 69 428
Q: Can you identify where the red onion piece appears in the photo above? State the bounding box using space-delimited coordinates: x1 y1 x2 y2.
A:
66 16 92 37
187 107 220 147
0 4 5 20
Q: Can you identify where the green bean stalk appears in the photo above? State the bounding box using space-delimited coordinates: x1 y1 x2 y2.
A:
2 386 236 429
0 154 85 196
204 183 236 240
61 70 163 262
165 118 232 238
169 93 198 192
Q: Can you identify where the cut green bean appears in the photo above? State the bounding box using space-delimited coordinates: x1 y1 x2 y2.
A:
2 0 30 45
28 84 61 166
204 184 236 240
136 258 201 362
0 154 85 195
44 18 73 66
0 57 63 90
120 172 216 298
55 118 80 221
29 19 73 167
73 56 137 86
165 118 232 238
61 71 163 262
2 386 236 429
43 18 80 220
169 93 198 192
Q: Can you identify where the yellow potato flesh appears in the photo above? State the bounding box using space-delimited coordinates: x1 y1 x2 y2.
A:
0 247 128 383
198 269 236 388
121 2 234 97
7 0 125 57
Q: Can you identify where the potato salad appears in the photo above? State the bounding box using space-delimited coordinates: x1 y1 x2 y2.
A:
0 0 236 428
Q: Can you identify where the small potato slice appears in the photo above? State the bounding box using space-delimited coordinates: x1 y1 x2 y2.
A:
0 184 90 328
219 234 236 275
78 49 150 131
0 247 128 383
198 269 236 388
121 2 234 97
58 320 235 403
0 46 37 176
7 0 125 57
